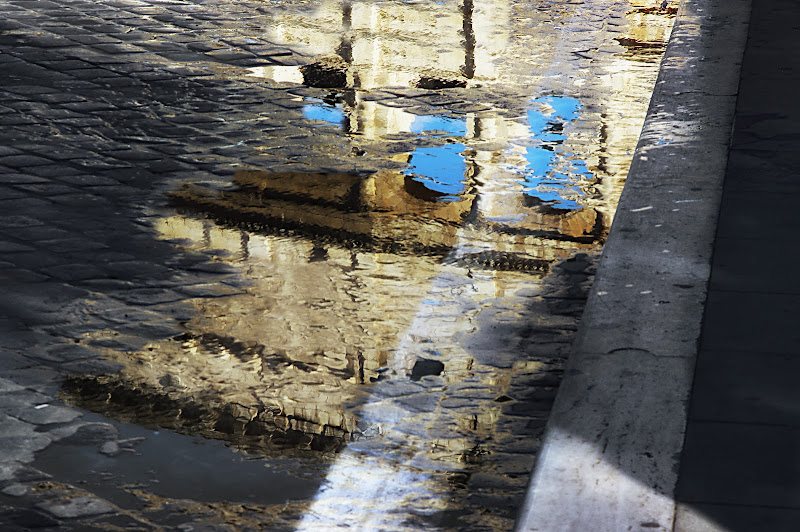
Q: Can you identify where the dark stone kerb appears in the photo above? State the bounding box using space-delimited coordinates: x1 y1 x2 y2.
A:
516 0 752 530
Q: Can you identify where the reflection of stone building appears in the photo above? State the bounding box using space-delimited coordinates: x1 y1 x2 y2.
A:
66 0 674 461
69 159 597 457
264 0 506 90
251 0 674 228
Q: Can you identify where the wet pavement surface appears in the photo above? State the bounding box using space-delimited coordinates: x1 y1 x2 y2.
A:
0 0 673 529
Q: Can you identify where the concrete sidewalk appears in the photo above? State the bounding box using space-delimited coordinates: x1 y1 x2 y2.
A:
519 0 800 530
675 0 800 529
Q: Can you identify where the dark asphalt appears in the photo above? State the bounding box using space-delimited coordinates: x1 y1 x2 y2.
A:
676 0 800 529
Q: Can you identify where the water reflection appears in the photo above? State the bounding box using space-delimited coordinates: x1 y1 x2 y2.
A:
61 0 675 528
519 96 592 210
303 98 347 127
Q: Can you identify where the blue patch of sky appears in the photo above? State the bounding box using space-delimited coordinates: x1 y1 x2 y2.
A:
519 96 592 210
404 143 467 200
403 113 469 201
302 99 346 127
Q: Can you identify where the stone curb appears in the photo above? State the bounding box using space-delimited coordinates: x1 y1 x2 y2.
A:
515 0 752 530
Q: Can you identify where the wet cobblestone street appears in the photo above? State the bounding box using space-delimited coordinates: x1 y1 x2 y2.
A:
0 0 673 529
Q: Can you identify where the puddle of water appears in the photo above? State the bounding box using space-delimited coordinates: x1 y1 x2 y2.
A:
35 411 323 509
303 98 347 127
55 0 676 529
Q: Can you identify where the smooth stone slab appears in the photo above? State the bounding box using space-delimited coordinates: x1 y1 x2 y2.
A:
701 291 800 355
714 190 800 241
709 237 800 294
690 349 800 426
678 421 800 508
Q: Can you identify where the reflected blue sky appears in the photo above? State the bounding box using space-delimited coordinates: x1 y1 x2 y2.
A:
299 95 595 208
405 114 469 201
519 96 592 210
404 142 468 200
303 100 346 127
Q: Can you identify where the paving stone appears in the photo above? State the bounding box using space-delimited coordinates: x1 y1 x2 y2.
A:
0 173 50 184
0 240 36 252
0 154 53 168
0 378 25 394
2 483 31 497
710 237 800 294
25 165 85 179
14 183 80 196
1 367 64 395
690 349 800 426
89 512 159 530
53 422 118 445
0 351 34 372
176 282 245 298
0 463 27 483
39 263 107 281
59 359 124 375
0 389 53 412
392 393 439 414
38 238 109 254
13 404 82 426
0 435 53 463
0 215 45 228
37 495 116 519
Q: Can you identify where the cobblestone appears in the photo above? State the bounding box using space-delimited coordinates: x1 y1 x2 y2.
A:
37 495 116 519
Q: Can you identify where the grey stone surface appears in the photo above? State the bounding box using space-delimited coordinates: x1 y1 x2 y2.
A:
0 435 53 464
2 483 31 497
52 422 119 445
709 236 800 294
12 404 82 425
717 189 800 240
0 0 739 528
0 463 50 483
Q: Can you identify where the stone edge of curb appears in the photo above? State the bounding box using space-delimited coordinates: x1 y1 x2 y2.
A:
515 0 752 530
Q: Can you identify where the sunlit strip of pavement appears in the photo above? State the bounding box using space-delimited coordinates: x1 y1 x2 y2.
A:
516 0 752 530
